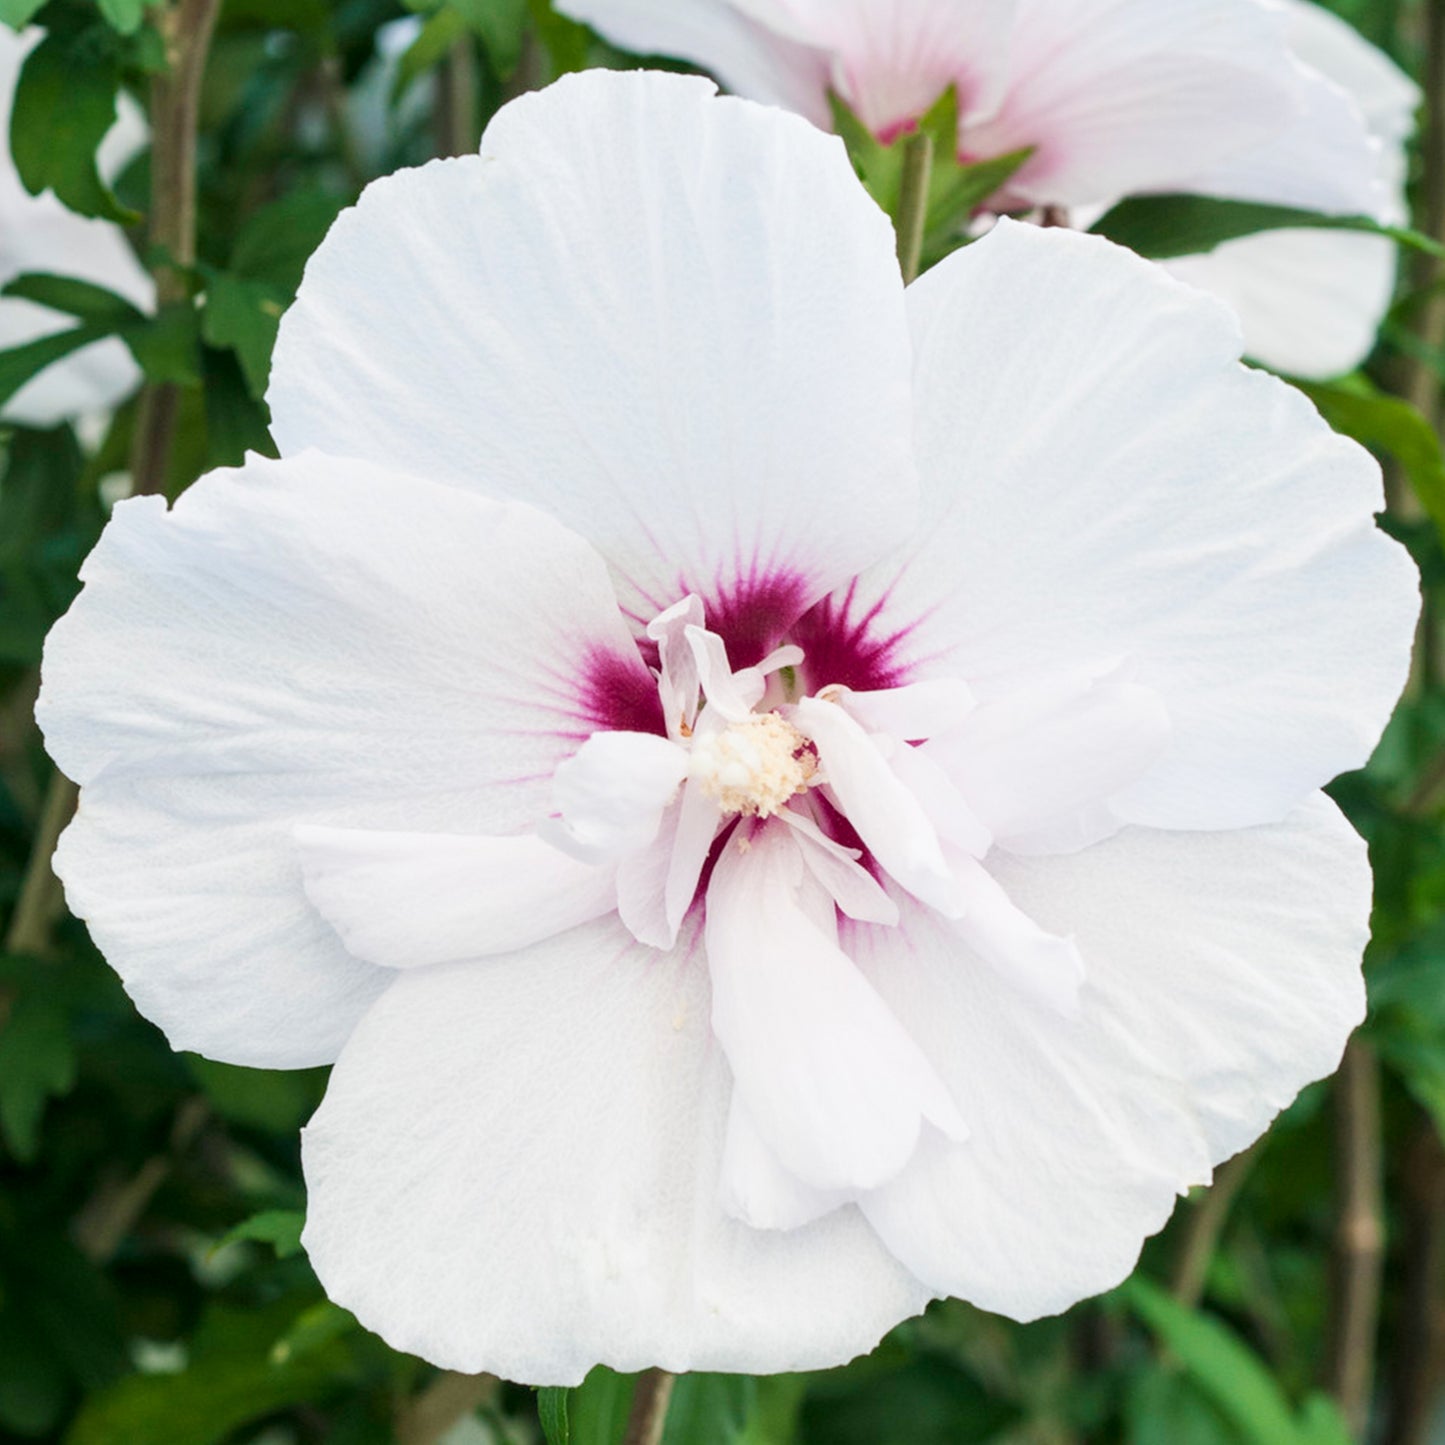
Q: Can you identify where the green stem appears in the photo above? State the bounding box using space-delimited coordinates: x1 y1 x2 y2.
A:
130 0 220 499
622 1370 675 1445
894 129 934 286
3 771 77 957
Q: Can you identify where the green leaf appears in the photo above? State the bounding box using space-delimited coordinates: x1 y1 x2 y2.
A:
67 1297 354 1445
0 985 79 1162
215 1209 305 1260
0 0 46 30
1297 375 1445 541
1125 1367 1236 1445
268 1301 357 1365
184 1056 327 1133
1123 1279 1304 1445
800 1353 1018 1445
96 0 145 34
2 272 146 325
539 1386 571 1445
449 0 529 74
227 189 348 291
395 8 468 102
569 1367 637 1445
0 324 113 411
126 302 202 386
202 273 283 396
1090 194 1445 261
10 26 135 222
662 1375 757 1445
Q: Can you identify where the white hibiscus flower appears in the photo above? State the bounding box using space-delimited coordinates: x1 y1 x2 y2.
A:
0 25 155 429
556 0 1419 379
37 71 1418 1384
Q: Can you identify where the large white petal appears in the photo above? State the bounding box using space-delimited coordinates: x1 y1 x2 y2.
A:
729 0 1017 138
554 0 832 126
845 220 1417 831
1276 0 1418 150
1176 0 1416 218
270 71 916 657
301 914 932 1383
705 824 964 1195
856 794 1368 1320
1162 2 1417 380
38 451 650 1067
295 827 617 969
1164 228 1400 380
963 0 1301 207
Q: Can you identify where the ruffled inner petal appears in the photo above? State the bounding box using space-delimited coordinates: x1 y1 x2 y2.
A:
296 826 617 969
546 731 690 862
704 824 965 1195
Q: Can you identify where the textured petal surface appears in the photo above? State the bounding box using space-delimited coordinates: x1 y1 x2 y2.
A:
295 828 617 968
554 0 832 125
964 0 1300 207
857 794 1369 1319
730 0 1016 137
1163 0 1417 379
270 71 916 647
39 451 647 1066
302 915 932 1383
1176 0 1416 217
850 221 1416 831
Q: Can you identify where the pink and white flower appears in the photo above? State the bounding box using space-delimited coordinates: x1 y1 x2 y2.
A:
558 0 1418 378
38 72 1418 1383
0 26 154 428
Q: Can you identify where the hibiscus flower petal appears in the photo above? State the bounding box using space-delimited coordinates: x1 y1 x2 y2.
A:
301 914 932 1383
728 0 1017 138
269 70 917 655
965 0 1302 207
929 669 1171 852
705 824 966 1195
793 695 960 912
1172 0 1415 219
547 731 690 862
37 450 650 1066
854 220 1417 831
554 0 833 126
295 827 617 969
856 793 1367 1320
1164 229 1401 381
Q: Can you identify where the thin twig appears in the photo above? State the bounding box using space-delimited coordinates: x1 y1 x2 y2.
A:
395 1370 498 1445
622 1369 676 1445
71 1097 209 1263
130 0 221 499
1169 1138 1266 1309
3 771 77 957
1325 1039 1386 1438
1404 0 1445 435
1384 1122 1445 1445
435 36 479 159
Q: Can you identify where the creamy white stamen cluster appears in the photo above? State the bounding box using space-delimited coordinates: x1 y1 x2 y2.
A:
689 711 816 817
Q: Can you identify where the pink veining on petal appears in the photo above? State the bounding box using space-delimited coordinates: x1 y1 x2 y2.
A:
577 647 666 737
792 582 918 694
700 568 812 670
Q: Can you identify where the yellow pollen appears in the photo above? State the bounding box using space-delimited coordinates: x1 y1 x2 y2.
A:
689 712 816 817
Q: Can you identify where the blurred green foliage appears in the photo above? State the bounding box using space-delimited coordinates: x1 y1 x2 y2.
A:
2 0 1445 1442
